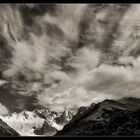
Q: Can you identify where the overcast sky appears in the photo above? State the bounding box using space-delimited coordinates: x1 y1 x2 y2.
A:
1 4 140 114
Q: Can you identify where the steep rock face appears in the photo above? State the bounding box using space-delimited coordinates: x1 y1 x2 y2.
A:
55 109 73 125
33 109 75 136
34 108 59 120
56 97 140 136
0 118 20 136
34 121 57 136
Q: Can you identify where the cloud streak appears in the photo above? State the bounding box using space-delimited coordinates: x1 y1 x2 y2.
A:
1 4 140 112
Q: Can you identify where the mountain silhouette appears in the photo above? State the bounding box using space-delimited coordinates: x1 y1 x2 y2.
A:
56 97 140 136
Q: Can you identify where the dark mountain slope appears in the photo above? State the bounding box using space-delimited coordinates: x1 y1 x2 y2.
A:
56 97 140 136
0 118 20 136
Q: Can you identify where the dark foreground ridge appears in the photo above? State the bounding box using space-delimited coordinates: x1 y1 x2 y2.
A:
55 97 140 136
0 118 20 136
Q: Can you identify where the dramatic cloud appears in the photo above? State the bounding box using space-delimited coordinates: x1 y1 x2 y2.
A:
0 103 9 115
0 80 7 86
37 54 140 111
2 4 140 112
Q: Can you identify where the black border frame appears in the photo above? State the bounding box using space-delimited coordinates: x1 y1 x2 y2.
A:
0 2 139 139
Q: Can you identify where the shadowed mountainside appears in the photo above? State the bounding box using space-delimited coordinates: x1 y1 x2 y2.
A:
0 118 20 136
56 97 140 136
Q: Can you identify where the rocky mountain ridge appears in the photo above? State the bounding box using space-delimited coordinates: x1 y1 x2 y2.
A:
56 97 140 136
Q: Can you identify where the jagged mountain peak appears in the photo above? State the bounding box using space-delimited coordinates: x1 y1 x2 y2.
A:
62 109 73 119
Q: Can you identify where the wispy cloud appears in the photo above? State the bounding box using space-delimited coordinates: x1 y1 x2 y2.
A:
1 4 140 112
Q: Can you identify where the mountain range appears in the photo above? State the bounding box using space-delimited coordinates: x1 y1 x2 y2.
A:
1 97 140 136
0 108 74 136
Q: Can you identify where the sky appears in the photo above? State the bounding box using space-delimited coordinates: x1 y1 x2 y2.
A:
1 4 140 114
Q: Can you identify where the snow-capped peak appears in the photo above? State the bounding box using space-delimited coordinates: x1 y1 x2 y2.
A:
0 110 44 136
0 108 75 136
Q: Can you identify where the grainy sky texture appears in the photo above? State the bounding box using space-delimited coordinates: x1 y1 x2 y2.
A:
1 4 140 113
